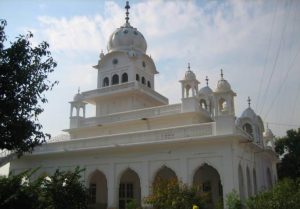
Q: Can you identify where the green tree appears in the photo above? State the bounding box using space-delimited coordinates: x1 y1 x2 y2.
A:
0 19 58 155
246 178 300 209
144 178 206 209
275 128 300 179
0 167 88 209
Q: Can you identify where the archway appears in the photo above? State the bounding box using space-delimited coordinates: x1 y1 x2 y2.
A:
238 164 245 200
153 166 177 185
193 164 223 209
246 167 252 197
119 168 141 209
88 170 108 209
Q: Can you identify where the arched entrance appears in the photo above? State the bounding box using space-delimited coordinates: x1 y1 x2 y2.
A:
88 170 108 209
193 164 223 209
119 168 141 209
153 166 177 185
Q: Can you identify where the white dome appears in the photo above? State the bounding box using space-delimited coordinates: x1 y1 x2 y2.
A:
263 128 274 138
107 23 147 53
73 93 83 101
216 79 231 92
184 70 196 80
199 86 213 95
241 107 257 121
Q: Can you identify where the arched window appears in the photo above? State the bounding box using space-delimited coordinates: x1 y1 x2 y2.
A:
142 77 146 84
121 73 128 83
243 123 253 137
219 98 227 112
136 74 140 81
112 74 119 85
147 81 151 88
103 77 109 87
200 99 207 110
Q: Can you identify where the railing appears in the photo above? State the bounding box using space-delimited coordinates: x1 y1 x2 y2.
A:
81 104 182 127
33 123 215 154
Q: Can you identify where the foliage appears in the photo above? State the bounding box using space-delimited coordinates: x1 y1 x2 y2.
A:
225 190 242 209
275 128 300 179
246 178 300 209
126 199 139 209
0 19 58 155
0 167 88 209
144 178 206 209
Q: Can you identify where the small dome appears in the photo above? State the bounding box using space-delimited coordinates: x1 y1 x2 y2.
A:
107 23 147 53
263 128 274 138
184 70 196 80
199 86 213 95
73 93 83 101
216 79 231 92
241 107 257 121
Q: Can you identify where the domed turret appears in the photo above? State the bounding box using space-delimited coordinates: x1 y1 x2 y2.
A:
107 2 147 53
184 69 196 80
73 88 83 101
199 76 213 95
215 70 231 92
263 127 274 139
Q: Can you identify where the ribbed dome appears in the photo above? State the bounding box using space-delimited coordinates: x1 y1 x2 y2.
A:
263 128 274 138
199 86 213 95
184 70 196 80
107 23 147 53
241 107 257 121
73 93 83 101
216 79 231 92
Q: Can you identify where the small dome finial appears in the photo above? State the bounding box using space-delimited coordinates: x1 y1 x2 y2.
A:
188 63 191 71
205 76 209 86
78 87 80 94
125 1 130 24
247 96 251 108
220 69 224 80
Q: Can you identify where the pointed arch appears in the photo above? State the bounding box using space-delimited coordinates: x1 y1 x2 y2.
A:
119 168 141 209
103 77 109 87
153 165 177 185
112 74 119 85
200 99 207 110
88 170 108 209
121 73 128 83
193 163 223 208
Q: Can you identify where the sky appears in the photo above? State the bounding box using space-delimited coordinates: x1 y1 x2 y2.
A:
1 0 300 141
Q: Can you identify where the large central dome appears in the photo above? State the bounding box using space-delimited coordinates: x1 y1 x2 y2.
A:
107 23 147 53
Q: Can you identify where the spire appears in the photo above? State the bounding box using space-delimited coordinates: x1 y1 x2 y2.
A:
78 87 80 94
205 76 209 86
220 69 224 80
247 96 251 108
125 1 130 25
188 62 191 71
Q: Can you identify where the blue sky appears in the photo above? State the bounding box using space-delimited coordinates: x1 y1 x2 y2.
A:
1 0 300 139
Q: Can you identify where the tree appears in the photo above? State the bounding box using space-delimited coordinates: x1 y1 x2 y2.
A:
144 178 207 209
0 167 88 209
275 128 300 179
0 20 58 155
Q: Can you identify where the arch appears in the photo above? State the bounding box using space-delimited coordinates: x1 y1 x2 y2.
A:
266 167 272 189
136 74 140 81
238 164 245 200
121 73 128 83
119 168 141 209
219 98 227 112
147 81 151 88
153 166 177 186
200 99 207 110
193 163 223 209
243 123 253 137
103 77 109 87
141 77 146 84
88 170 108 209
253 168 257 194
246 166 252 197
112 74 119 85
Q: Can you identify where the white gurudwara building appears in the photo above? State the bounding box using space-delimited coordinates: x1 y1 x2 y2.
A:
8 2 278 209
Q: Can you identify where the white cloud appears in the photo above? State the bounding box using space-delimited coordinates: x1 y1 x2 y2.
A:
29 0 300 137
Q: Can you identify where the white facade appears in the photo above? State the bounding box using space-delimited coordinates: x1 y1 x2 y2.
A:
9 3 278 209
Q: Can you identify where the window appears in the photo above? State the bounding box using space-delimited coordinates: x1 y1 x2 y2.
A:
89 183 96 204
147 81 151 88
243 123 253 137
112 58 118 65
219 98 227 112
103 77 109 87
142 77 145 84
200 99 207 110
112 74 119 85
136 74 140 81
119 183 134 209
142 61 146 67
122 73 128 83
